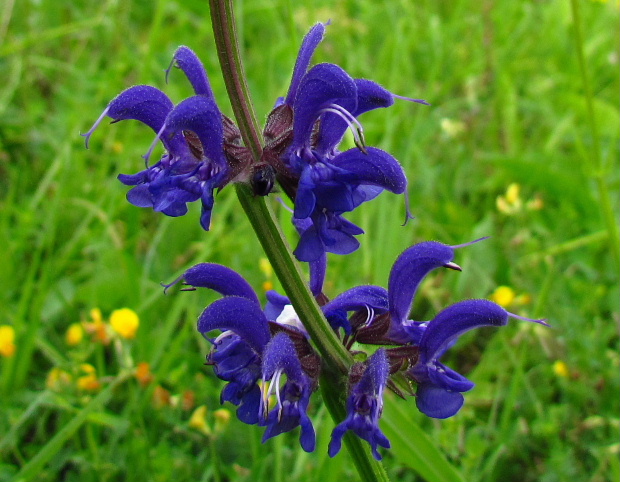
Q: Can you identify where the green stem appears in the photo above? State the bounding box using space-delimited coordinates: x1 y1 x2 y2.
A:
209 0 351 374
208 0 262 160
235 184 352 373
208 2 389 479
569 0 620 267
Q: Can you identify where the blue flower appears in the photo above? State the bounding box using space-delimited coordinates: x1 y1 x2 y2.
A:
409 299 548 418
329 349 391 460
260 332 316 452
82 47 234 230
322 239 548 419
272 23 429 262
167 263 319 444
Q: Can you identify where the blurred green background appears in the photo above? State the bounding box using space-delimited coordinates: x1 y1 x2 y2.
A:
0 0 618 481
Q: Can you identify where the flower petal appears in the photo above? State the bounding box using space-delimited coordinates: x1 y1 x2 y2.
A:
197 296 270 353
322 285 389 318
420 299 508 361
262 332 303 381
330 147 407 194
162 95 227 168
285 22 327 106
264 290 290 321
415 384 465 419
167 46 215 99
388 242 456 326
82 85 184 152
292 63 357 148
180 263 260 305
315 78 394 153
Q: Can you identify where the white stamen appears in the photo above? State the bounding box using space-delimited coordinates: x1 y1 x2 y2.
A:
318 104 367 153
80 106 110 149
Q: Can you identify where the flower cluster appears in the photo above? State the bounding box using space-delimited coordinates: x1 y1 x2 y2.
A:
83 47 244 230
167 240 546 459
83 23 426 260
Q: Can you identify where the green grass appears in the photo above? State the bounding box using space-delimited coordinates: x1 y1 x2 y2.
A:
1 0 618 481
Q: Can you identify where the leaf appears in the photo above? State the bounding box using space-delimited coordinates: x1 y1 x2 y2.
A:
382 395 466 482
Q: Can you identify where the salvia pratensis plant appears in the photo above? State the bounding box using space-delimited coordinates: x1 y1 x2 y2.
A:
84 5 546 480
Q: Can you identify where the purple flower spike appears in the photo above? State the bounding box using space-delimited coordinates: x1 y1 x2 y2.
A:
197 296 271 354
329 349 391 460
166 46 215 100
411 299 525 419
260 333 316 452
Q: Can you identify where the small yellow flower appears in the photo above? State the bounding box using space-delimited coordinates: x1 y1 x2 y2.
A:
189 405 211 435
110 308 140 340
82 308 110 344
0 325 16 358
259 258 274 292
77 363 101 391
46 367 72 391
490 286 516 308
496 183 523 215
553 360 570 378
65 323 84 346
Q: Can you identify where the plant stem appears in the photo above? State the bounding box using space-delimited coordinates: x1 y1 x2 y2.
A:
208 1 389 479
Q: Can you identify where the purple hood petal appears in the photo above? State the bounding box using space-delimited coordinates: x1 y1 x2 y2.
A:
388 242 457 326
285 22 327 106
167 46 216 99
197 296 270 354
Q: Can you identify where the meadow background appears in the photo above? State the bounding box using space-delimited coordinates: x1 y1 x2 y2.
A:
0 0 618 481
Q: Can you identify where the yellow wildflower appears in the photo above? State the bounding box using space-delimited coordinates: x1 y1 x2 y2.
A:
189 405 211 435
490 286 516 308
46 367 72 391
77 363 101 391
496 183 523 215
65 323 84 346
82 308 110 344
0 325 16 357
110 308 140 339
553 360 570 378
259 258 274 292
